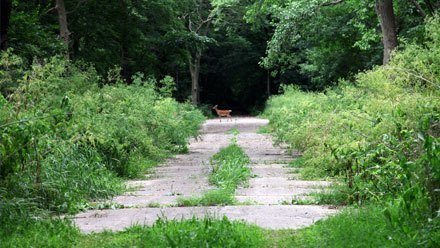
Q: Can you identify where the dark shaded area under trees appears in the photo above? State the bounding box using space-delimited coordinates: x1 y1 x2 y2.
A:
1 0 439 112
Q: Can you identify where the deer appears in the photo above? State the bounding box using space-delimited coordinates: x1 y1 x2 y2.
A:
212 105 232 122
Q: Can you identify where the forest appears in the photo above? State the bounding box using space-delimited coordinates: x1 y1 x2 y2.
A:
0 0 439 247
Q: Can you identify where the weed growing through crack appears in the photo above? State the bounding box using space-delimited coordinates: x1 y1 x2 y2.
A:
178 138 251 206
177 189 235 206
78 217 266 247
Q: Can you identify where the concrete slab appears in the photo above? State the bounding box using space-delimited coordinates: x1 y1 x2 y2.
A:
73 117 338 233
72 205 337 233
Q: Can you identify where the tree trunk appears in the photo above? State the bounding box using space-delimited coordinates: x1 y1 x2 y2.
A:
189 53 201 105
266 70 271 98
0 0 12 50
55 0 70 58
375 0 398 64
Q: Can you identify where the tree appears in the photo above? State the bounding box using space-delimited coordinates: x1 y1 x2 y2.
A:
181 0 216 105
375 0 397 64
55 0 70 57
0 0 12 50
249 0 434 89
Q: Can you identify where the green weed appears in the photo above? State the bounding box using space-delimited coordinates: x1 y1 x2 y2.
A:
177 189 236 206
209 144 251 189
178 143 251 206
77 217 266 248
0 218 80 248
269 204 439 248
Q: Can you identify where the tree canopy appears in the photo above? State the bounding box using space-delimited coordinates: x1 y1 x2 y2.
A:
1 0 439 110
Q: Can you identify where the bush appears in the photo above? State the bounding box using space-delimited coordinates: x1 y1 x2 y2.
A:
0 51 205 225
263 16 440 244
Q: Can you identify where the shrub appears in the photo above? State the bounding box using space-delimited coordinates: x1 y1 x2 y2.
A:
0 52 204 222
263 16 440 244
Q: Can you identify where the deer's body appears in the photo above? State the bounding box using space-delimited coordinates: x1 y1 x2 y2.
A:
213 105 232 121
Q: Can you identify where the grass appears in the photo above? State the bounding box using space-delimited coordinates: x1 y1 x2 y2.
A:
280 186 348 206
0 219 80 248
268 204 439 248
3 204 436 247
209 144 251 189
308 187 349 206
177 189 236 206
178 143 251 206
77 217 266 248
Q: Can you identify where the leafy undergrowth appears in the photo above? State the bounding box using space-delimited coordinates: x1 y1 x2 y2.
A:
178 142 251 206
263 17 440 246
0 52 205 243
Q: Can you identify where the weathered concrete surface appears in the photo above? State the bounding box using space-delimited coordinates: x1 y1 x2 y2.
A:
73 117 336 233
112 132 230 207
74 205 336 233
235 177 329 205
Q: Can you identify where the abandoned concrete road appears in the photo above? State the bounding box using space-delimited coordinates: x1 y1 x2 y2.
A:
73 117 336 233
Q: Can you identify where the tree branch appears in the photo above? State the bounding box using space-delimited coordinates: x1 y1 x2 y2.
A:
195 15 213 33
46 6 57 14
410 0 427 17
188 16 193 32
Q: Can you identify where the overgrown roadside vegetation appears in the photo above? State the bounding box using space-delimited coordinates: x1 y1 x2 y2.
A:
178 130 251 206
77 217 265 248
263 17 440 246
0 52 204 245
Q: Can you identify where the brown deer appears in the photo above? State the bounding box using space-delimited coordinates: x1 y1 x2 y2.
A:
212 105 232 122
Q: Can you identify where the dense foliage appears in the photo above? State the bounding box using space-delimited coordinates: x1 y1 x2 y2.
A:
1 0 440 247
7 0 436 110
0 51 204 239
4 0 272 110
263 17 440 245
247 0 437 89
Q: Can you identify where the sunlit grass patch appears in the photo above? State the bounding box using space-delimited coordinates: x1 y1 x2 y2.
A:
78 217 266 248
0 219 80 248
268 204 436 248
